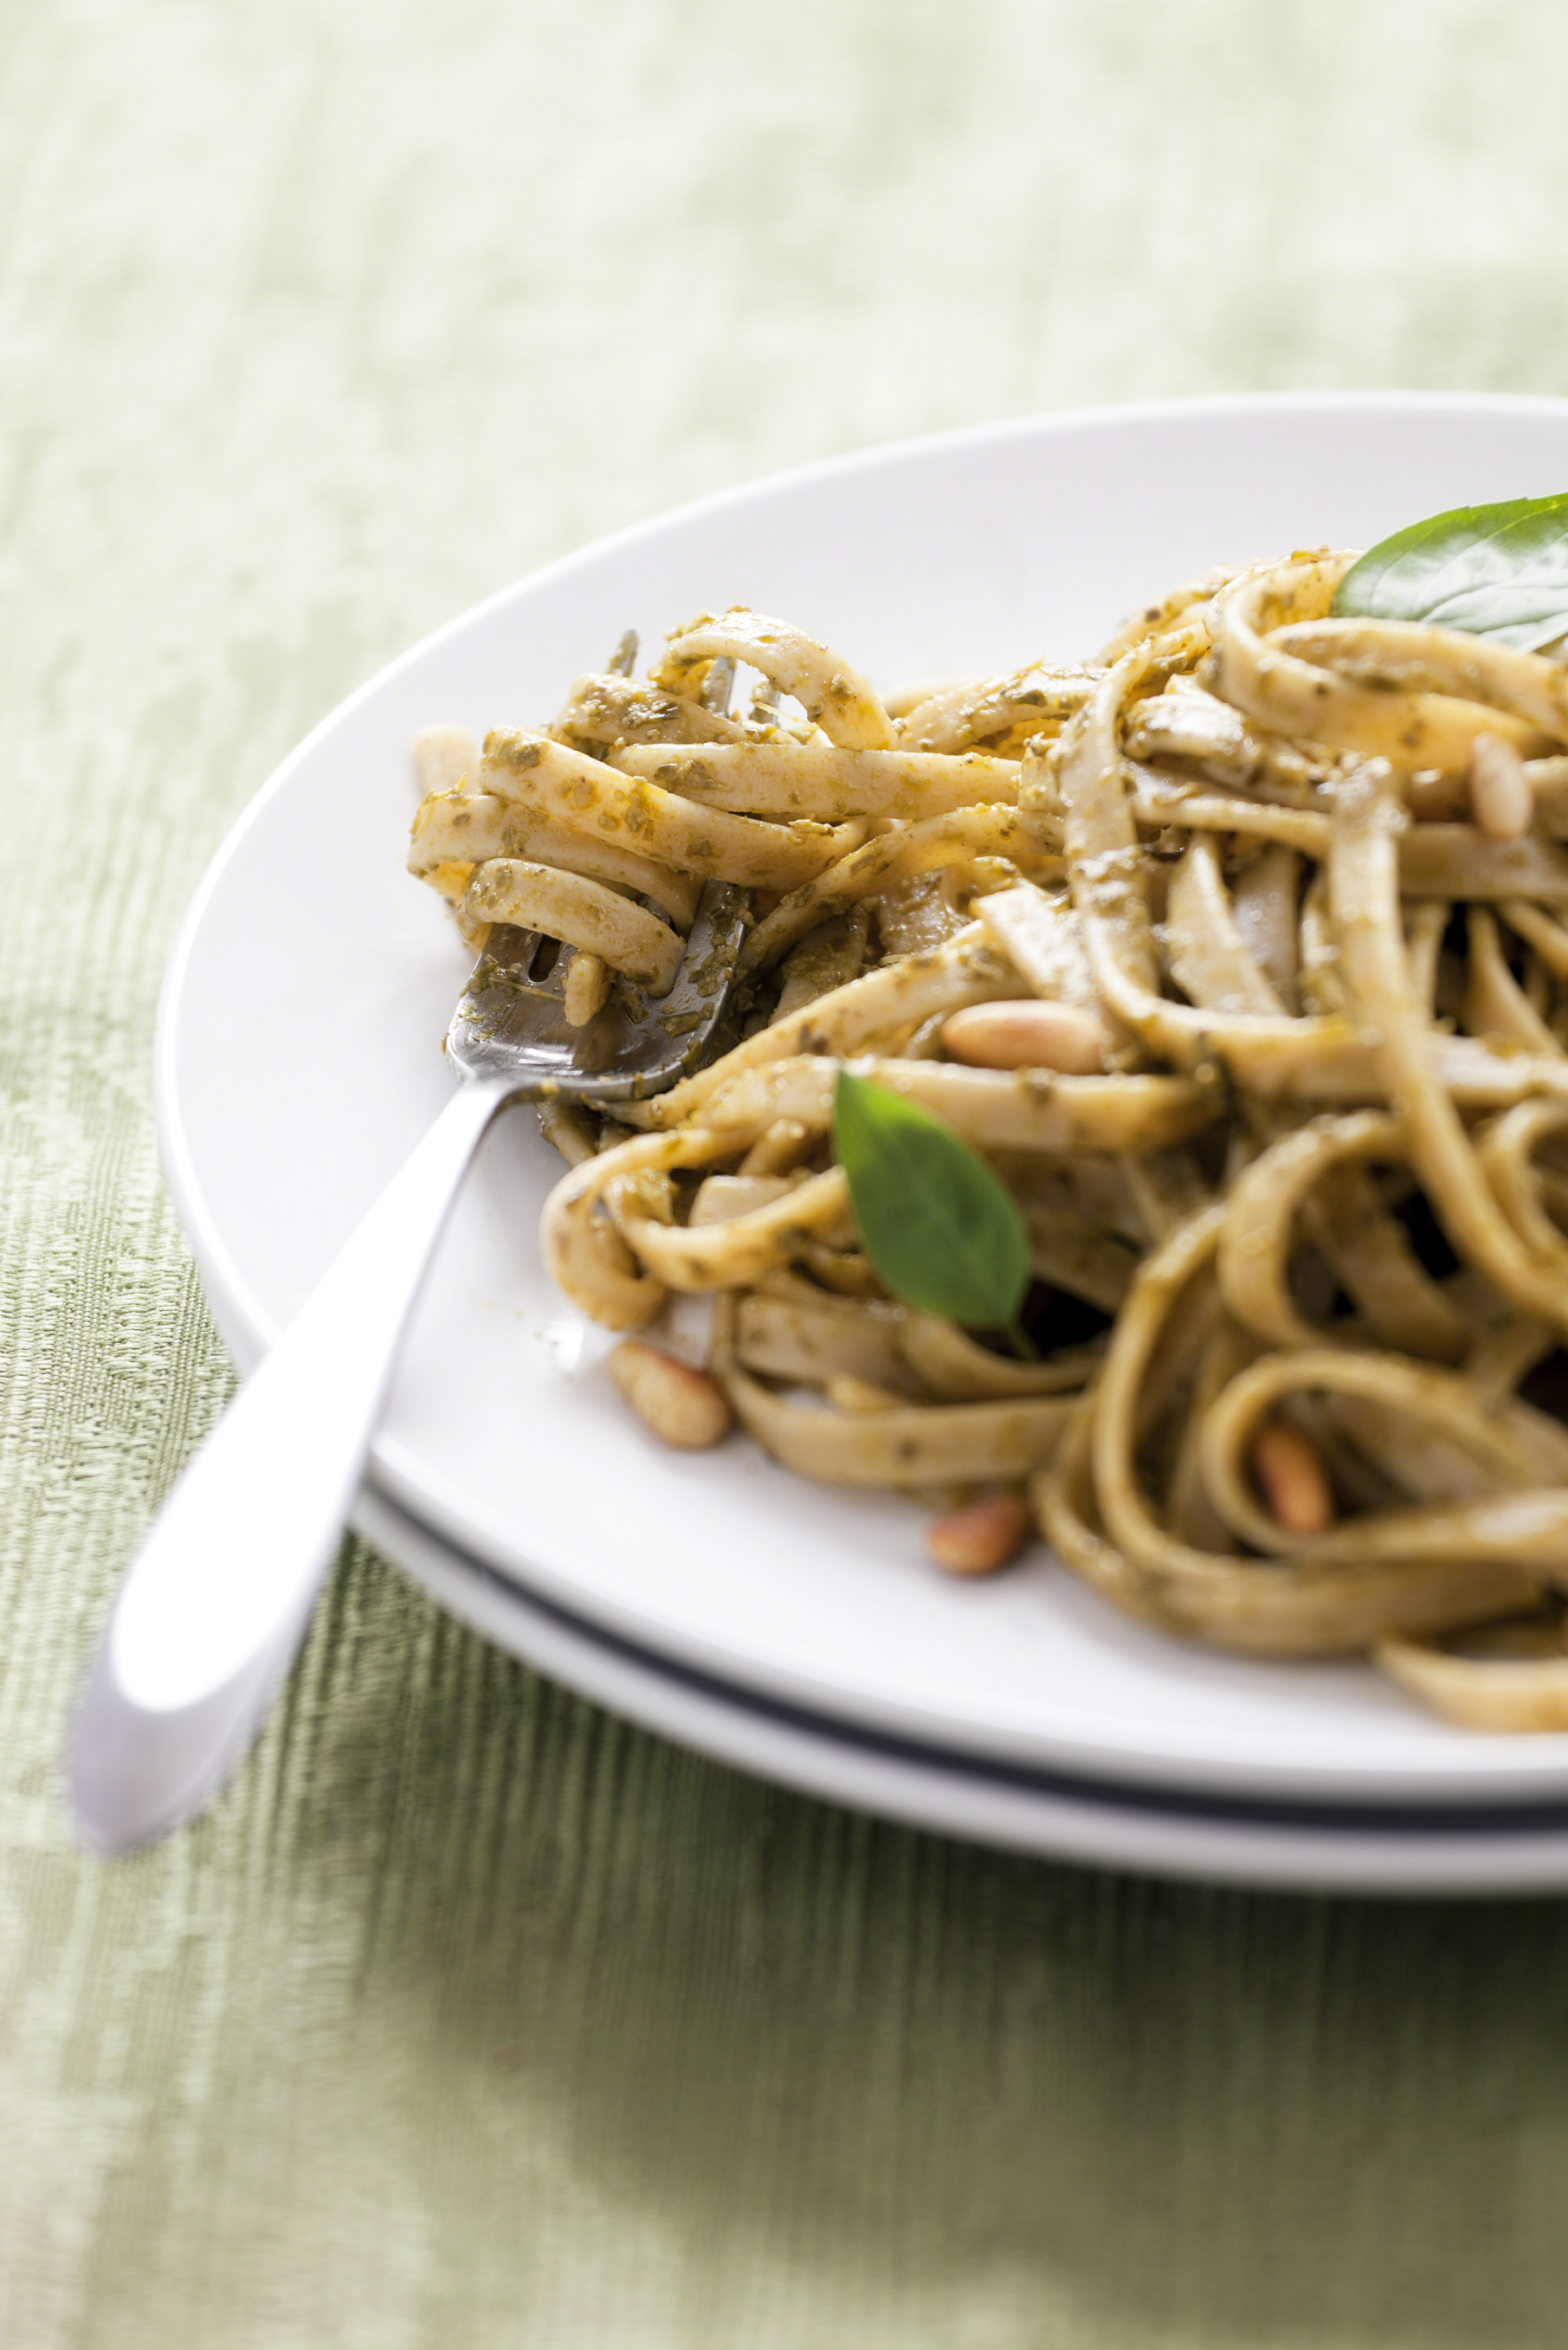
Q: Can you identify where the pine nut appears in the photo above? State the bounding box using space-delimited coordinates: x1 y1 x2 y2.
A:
941 999 1109 1075
609 1340 732 1449
1251 1419 1334 1536
926 1490 1033 1576
1468 731 1533 841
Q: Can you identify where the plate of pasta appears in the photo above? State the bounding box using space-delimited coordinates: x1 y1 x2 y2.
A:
159 394 1568 1817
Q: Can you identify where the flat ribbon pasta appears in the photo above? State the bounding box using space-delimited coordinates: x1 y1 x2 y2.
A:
408 562 1568 1727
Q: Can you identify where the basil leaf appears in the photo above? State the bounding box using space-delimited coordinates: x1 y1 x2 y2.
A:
832 1067 1030 1335
1332 494 1568 652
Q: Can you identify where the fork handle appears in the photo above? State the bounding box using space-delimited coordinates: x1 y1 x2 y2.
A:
68 1073 513 1855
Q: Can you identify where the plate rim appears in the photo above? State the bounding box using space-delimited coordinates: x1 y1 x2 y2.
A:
350 1478 1568 1898
157 390 1568 1816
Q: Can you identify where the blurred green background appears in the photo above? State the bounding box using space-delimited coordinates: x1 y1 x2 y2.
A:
6 1 1568 2340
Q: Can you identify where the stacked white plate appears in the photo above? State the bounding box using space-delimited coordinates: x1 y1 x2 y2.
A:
158 395 1568 1894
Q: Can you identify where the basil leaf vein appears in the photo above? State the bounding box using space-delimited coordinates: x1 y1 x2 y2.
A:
1332 493 1568 652
832 1067 1030 1337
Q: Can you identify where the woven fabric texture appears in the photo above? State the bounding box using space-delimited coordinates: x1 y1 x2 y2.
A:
7 1 1568 2341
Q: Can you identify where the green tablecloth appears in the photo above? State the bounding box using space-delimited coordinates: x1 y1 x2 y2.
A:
9 2 1568 2340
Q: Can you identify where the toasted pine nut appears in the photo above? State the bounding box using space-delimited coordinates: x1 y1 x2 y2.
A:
941 999 1109 1075
1252 1419 1334 1537
926 1490 1033 1576
609 1340 732 1449
1468 731 1533 842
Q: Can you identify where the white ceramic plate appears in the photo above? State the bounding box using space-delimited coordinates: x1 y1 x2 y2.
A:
351 1478 1568 1896
159 394 1568 1813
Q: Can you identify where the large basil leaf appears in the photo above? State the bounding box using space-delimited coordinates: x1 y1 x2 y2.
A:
1331 494 1568 651
832 1067 1030 1340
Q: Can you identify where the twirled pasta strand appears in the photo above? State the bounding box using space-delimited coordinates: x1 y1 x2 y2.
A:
408 568 1568 1727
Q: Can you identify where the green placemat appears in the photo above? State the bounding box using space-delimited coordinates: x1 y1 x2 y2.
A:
7 1 1568 2340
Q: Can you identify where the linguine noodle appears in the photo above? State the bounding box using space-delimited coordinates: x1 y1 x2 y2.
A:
409 564 1568 1733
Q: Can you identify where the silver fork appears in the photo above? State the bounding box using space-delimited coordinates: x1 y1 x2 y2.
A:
68 879 749 1855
